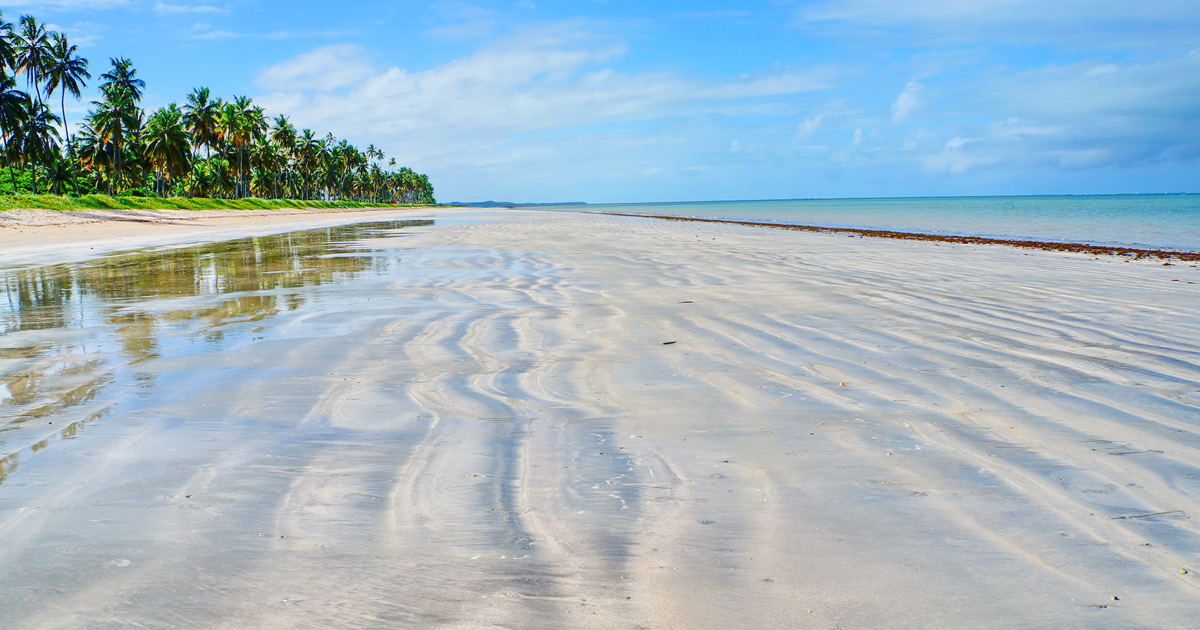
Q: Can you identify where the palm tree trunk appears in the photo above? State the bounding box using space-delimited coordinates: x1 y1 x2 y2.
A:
31 72 44 109
60 91 70 152
0 112 17 192
114 138 121 195
59 91 77 196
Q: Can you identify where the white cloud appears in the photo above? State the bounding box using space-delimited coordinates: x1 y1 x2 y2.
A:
801 0 1197 23
924 136 993 175
796 115 823 139
239 15 1200 199
194 28 354 41
191 29 237 40
250 23 832 201
255 44 373 92
890 81 922 122
44 20 105 47
796 0 1200 49
425 0 495 41
909 51 1200 175
1000 52 1200 121
0 0 127 9
154 2 225 14
255 24 828 146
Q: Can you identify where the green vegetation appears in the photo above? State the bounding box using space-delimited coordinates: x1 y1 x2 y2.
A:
0 11 435 210
0 194 421 211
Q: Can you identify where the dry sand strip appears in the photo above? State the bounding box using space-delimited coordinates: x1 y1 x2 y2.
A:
0 206 439 266
0 209 1198 628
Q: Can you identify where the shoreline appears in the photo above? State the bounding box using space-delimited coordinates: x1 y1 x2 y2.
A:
0 206 442 267
7 204 1198 263
583 210 1200 261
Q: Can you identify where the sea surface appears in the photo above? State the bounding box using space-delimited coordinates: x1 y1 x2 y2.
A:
535 194 1200 251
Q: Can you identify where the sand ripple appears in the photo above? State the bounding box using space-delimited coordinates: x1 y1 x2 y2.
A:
1 210 1198 628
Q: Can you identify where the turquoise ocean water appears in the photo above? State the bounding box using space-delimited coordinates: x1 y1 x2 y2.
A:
537 194 1200 251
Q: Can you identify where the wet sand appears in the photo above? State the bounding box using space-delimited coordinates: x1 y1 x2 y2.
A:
0 206 433 267
1 208 1199 628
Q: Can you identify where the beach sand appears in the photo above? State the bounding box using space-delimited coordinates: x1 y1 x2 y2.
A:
1 208 1198 628
0 206 435 266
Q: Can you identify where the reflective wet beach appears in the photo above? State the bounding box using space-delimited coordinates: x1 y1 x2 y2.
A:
1 220 489 626
1 220 433 486
2 210 1199 628
0 215 656 627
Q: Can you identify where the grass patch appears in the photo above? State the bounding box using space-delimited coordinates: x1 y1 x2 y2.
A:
0 194 427 212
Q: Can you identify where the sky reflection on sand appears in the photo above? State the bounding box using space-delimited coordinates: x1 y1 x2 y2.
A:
0 220 432 485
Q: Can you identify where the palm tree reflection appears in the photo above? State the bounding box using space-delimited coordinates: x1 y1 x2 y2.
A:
0 219 431 483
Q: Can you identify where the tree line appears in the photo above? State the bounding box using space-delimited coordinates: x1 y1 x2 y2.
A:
0 11 434 204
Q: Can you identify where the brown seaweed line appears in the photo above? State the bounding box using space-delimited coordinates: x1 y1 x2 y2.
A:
584 211 1200 262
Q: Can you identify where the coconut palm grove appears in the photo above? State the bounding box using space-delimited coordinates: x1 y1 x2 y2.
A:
0 11 434 205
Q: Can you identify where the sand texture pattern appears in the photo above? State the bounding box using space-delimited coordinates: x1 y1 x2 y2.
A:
1 209 1198 628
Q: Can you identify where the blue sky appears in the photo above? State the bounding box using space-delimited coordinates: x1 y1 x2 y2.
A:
6 0 1200 202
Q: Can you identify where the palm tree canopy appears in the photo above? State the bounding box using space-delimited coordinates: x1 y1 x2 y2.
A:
99 57 145 102
0 73 27 121
0 12 17 70
44 33 89 100
144 103 191 180
13 15 51 93
15 100 61 160
183 87 222 153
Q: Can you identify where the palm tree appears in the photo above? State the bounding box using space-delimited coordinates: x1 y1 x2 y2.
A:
0 12 17 75
249 139 282 198
187 159 213 197
296 128 318 200
13 15 51 106
44 153 74 195
209 156 233 197
143 104 190 196
88 89 141 194
319 132 336 199
218 95 261 197
94 58 145 193
0 73 27 190
44 151 74 193
362 144 383 201
187 155 232 198
268 114 296 199
245 105 266 194
368 164 383 203
43 32 89 157
183 87 220 159
14 99 60 194
416 173 433 204
73 123 112 191
334 139 356 199
99 57 144 102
